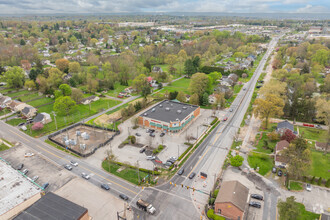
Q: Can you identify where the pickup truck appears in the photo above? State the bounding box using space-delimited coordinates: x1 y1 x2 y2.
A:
136 199 156 214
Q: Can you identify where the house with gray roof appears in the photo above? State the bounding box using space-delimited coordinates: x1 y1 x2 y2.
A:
21 106 37 119
276 120 294 135
33 112 52 124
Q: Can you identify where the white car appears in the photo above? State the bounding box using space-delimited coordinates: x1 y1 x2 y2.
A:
146 156 156 160
32 176 39 182
70 161 78 166
24 153 35 157
81 172 90 180
306 183 312 192
170 156 177 161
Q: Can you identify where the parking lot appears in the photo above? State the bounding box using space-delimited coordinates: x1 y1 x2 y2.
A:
0 144 74 192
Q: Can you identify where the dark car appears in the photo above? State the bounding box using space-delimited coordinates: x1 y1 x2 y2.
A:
17 163 24 170
277 170 283 177
178 168 184 175
249 201 261 208
164 162 173 167
160 132 165 137
189 172 196 179
18 122 25 127
149 133 155 137
42 182 49 190
149 129 155 133
101 184 110 190
139 147 146 153
272 167 277 173
22 169 28 175
167 158 176 164
119 194 129 201
251 194 263 200
135 133 141 136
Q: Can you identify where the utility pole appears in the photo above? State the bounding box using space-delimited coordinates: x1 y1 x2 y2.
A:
52 111 58 130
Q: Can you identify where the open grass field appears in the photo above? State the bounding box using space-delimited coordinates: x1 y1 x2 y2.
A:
0 143 10 151
6 90 30 98
308 150 330 179
106 82 130 98
19 93 41 102
6 118 26 126
27 97 53 107
296 202 320 220
247 152 273 175
254 132 275 154
158 77 191 95
297 126 327 142
289 181 303 190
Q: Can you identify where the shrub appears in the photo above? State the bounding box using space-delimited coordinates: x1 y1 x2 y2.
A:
311 176 315 184
213 189 219 198
318 177 322 186
32 122 44 130
210 117 218 125
326 179 330 188
128 135 136 144
209 198 215 205
207 209 225 220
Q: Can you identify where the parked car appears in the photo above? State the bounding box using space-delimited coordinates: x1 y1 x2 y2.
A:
149 133 155 137
101 183 110 190
17 163 24 170
277 170 283 177
149 129 155 133
135 133 141 136
160 132 165 137
64 164 73 171
170 157 177 161
140 148 146 153
189 172 196 179
119 194 129 201
146 156 156 160
164 162 172 167
18 122 25 127
178 168 184 175
70 161 78 167
243 88 246 91
32 176 39 182
251 194 263 200
24 152 35 157
272 167 277 173
315 125 322 129
249 201 261 208
223 117 228 121
167 159 176 164
229 109 233 112
42 182 49 190
306 183 312 192
81 173 90 180
22 169 28 175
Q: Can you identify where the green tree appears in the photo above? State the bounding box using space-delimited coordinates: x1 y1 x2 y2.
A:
189 94 199 105
71 88 83 103
68 62 81 73
20 39 26 45
283 137 311 179
184 59 196 77
202 92 209 106
312 49 330 66
24 80 36 90
88 66 99 77
176 91 186 102
189 72 210 97
53 96 77 116
1 66 25 88
277 196 300 220
47 68 63 89
208 72 222 84
230 155 244 168
132 74 150 96
59 84 72 96
55 59 69 72
315 98 330 152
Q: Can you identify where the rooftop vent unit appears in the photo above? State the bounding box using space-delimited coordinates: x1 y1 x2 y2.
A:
159 105 163 108
144 113 148 116
170 104 173 106
176 118 179 121
165 107 170 111
182 106 187 110
177 110 182 114
151 108 156 112
166 100 170 103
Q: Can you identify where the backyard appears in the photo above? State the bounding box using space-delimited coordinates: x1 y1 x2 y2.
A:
247 152 273 175
308 150 330 179
253 132 276 154
297 126 328 143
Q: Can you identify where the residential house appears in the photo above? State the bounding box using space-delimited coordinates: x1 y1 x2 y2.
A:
33 112 52 124
21 106 37 119
228 73 239 82
274 140 290 167
124 87 135 94
276 120 294 135
315 142 329 152
215 85 231 94
220 78 234 87
152 66 163 73
63 73 72 81
185 95 191 102
214 180 249 220
0 95 12 109
6 100 23 112
80 96 100 105
15 103 31 113
147 76 157 87
208 94 217 104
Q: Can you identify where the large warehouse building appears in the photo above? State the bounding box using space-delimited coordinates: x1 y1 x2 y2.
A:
138 100 200 133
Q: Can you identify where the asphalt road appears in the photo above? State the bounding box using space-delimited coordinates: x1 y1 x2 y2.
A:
0 36 281 220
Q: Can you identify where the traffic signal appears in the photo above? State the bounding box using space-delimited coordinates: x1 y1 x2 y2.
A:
186 186 190 190
181 184 183 188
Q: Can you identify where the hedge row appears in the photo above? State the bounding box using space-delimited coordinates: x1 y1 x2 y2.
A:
210 117 218 126
106 159 161 175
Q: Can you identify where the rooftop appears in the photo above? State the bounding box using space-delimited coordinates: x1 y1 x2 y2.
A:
14 192 88 220
140 100 199 123
0 158 41 216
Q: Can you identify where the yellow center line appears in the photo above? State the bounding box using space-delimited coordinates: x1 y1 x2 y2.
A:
9 130 31 143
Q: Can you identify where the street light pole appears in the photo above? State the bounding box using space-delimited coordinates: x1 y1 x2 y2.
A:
52 111 58 130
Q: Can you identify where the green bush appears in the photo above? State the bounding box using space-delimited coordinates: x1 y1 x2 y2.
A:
311 176 315 184
213 189 219 198
209 198 215 205
326 179 330 188
128 135 136 144
210 117 218 125
207 209 225 220
318 177 322 186
106 159 160 175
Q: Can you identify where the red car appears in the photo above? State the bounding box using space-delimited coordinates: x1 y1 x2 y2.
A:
223 117 228 121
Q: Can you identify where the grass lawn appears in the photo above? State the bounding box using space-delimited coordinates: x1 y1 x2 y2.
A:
106 82 130 98
254 132 275 154
296 202 320 220
6 118 26 126
0 143 10 151
233 84 243 94
102 160 149 185
0 109 11 116
0 88 16 94
289 181 303 190
247 152 273 175
231 140 242 149
19 93 40 102
297 126 328 142
6 90 30 98
158 77 191 95
308 150 330 179
259 123 277 132
45 140 80 158
27 97 53 107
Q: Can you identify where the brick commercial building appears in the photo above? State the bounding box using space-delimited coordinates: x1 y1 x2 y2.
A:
214 180 249 220
138 100 200 133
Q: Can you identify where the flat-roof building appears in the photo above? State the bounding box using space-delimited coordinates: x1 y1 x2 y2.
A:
138 100 200 133
0 158 42 219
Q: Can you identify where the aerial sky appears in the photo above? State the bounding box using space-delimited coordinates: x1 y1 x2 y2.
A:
0 0 328 14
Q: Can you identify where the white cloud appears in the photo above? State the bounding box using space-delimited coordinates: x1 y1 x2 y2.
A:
296 4 329 13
